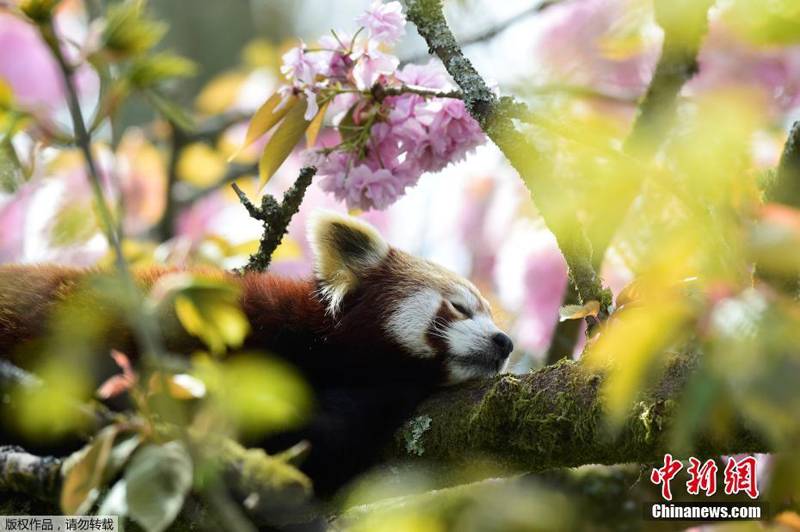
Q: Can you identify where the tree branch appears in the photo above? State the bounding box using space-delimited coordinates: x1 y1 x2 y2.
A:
404 0 610 313
387 357 767 480
0 446 62 501
234 166 316 273
589 0 715 266
0 438 314 527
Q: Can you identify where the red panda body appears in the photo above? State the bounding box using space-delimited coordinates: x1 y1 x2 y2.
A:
0 212 513 497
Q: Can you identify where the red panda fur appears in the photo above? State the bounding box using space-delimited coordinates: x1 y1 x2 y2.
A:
0 211 505 498
0 259 444 496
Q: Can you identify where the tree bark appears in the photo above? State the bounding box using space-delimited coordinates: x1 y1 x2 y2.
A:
388 357 767 482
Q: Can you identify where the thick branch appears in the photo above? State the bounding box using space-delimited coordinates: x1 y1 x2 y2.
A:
0 438 313 526
388 358 766 479
0 446 62 501
404 0 609 311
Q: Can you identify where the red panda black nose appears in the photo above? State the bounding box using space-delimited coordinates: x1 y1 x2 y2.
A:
492 333 514 358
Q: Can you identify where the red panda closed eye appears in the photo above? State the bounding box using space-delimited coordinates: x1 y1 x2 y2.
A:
0 210 513 496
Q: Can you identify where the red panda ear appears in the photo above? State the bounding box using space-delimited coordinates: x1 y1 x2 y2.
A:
307 210 390 313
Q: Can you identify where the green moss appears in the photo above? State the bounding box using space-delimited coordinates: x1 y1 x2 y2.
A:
217 438 311 494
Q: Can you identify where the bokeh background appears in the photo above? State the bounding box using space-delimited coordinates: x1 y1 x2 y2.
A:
4 0 800 528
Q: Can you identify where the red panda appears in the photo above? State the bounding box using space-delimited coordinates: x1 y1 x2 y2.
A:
0 211 513 495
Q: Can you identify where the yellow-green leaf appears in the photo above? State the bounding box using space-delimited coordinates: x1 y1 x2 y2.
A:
128 53 196 88
50 201 99 248
229 93 297 162
218 353 312 437
258 99 310 187
306 100 329 148
61 425 119 515
559 300 600 322
153 273 250 355
583 302 692 424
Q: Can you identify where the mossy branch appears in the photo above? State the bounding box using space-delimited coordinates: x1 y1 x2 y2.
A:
387 358 767 481
0 446 63 501
0 435 314 526
233 166 316 273
403 0 608 312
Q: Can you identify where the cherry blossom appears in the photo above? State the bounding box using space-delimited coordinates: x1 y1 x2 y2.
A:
355 0 407 44
275 1 486 211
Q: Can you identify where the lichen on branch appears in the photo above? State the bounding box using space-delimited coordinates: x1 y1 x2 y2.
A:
233 166 316 273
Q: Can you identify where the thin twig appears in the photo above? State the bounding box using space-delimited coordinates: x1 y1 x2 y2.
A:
400 0 567 64
39 19 167 360
234 166 316 273
39 16 258 530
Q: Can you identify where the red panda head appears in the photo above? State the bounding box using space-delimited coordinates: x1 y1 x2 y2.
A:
308 211 513 383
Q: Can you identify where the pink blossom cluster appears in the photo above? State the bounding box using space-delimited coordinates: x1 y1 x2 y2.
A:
277 0 485 211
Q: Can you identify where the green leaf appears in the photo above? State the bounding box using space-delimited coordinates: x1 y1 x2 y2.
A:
106 433 143 478
125 442 193 532
128 53 196 88
229 92 298 162
217 353 312 438
61 425 119 515
0 140 25 193
558 300 600 322
102 3 168 58
723 0 800 45
259 99 310 186
150 273 250 355
306 100 330 148
97 479 128 519
337 102 361 143
50 201 99 247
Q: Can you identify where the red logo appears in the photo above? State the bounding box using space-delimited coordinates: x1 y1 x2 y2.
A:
651 454 683 501
723 456 759 499
686 458 718 496
651 455 759 500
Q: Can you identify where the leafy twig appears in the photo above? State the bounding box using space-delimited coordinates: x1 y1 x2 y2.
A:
400 0 566 64
233 166 317 273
